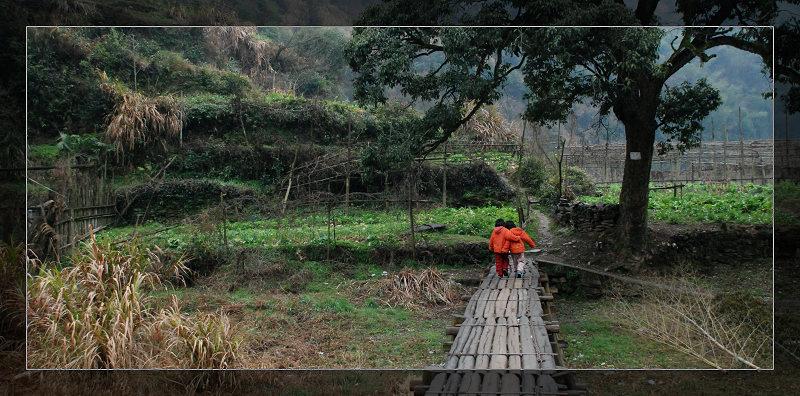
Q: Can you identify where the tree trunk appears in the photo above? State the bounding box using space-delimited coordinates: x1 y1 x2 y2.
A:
615 79 660 251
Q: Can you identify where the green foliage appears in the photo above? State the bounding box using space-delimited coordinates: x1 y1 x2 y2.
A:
581 183 772 224
313 297 354 313
564 166 597 198
28 145 60 165
346 27 526 157
56 133 113 163
417 206 525 236
27 29 110 137
656 78 722 155
515 157 548 191
116 179 253 222
775 180 800 226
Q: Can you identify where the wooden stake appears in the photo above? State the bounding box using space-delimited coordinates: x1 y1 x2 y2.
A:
739 107 744 181
327 202 331 263
724 123 728 181
345 122 351 215
442 143 447 207
282 143 300 215
408 164 417 261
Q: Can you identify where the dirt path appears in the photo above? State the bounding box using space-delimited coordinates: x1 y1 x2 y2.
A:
533 209 555 251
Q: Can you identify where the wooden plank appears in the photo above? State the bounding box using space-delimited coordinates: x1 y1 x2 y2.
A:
475 317 496 369
464 292 478 317
489 317 508 369
501 372 521 394
507 320 521 369
531 315 557 369
528 290 543 317
519 316 539 369
517 289 527 318
443 372 461 395
483 289 499 318
424 372 447 396
489 275 500 290
473 288 490 319
514 278 524 289
445 317 473 369
459 372 481 396
481 372 500 395
537 375 559 393
495 288 510 318
458 318 483 369
504 287 518 318
479 274 493 289
521 373 538 395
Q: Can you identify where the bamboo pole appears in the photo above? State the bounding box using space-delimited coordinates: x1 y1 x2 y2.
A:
345 122 351 215
739 107 744 181
711 119 716 179
724 123 728 181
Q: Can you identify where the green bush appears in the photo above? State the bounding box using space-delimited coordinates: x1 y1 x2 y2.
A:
565 166 597 198
115 178 254 221
515 156 548 191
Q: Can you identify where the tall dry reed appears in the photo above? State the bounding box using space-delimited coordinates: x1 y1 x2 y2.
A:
27 232 243 369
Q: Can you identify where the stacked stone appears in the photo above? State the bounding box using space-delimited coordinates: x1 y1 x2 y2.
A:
554 200 620 232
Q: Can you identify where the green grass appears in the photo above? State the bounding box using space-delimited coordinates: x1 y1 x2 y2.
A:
559 297 705 368
581 182 772 224
97 205 536 251
775 180 800 226
28 144 60 164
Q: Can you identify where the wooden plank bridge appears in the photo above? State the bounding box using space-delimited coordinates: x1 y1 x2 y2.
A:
412 258 587 395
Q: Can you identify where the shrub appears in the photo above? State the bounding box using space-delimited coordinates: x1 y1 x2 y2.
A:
115 178 254 221
514 156 548 191
564 166 597 198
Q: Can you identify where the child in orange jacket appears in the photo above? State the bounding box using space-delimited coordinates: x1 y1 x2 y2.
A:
502 220 536 278
488 218 519 277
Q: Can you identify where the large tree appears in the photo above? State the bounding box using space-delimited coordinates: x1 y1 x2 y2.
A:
347 0 777 250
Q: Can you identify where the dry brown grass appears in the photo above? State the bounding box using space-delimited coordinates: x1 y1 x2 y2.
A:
26 232 244 369
98 71 181 155
456 102 519 143
365 267 462 309
614 279 773 369
0 241 26 365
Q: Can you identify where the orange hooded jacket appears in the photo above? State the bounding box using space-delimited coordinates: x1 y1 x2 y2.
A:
488 226 519 253
502 227 536 253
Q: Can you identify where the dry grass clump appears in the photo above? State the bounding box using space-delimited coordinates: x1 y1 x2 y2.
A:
456 102 519 143
367 267 462 308
0 241 26 363
27 232 244 369
98 71 181 154
614 281 772 369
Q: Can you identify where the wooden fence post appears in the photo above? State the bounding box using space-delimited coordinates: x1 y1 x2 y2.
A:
723 124 728 182
408 164 417 261
327 202 331 263
282 143 300 215
443 143 447 207
711 119 716 180
345 122 351 215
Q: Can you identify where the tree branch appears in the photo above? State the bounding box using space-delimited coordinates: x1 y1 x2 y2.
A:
634 0 659 24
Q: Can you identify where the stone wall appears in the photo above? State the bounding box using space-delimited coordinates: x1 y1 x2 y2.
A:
553 200 620 232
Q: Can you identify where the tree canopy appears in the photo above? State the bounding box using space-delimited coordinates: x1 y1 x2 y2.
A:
347 0 777 250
